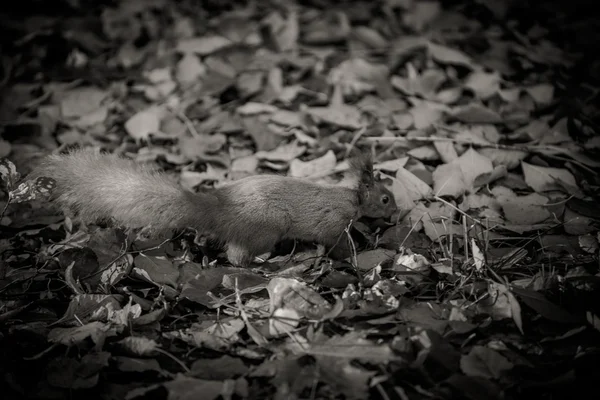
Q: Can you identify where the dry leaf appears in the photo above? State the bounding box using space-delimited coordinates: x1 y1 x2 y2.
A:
408 145 439 161
432 163 468 197
306 105 363 129
125 106 164 141
267 277 331 319
177 35 232 55
262 10 299 52
454 148 494 190
479 148 527 169
289 150 336 178
451 103 502 124
374 157 409 172
60 86 107 119
524 84 554 104
330 58 389 97
175 53 206 85
563 207 596 235
403 1 441 32
464 70 501 99
433 140 458 163
302 11 350 44
236 71 265 97
255 140 306 162
270 109 304 127
390 168 432 207
410 103 444 129
237 102 277 115
350 26 388 49
497 192 552 225
428 42 474 68
521 162 578 192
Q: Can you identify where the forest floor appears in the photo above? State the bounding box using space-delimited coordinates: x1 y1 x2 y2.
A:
1 0 600 399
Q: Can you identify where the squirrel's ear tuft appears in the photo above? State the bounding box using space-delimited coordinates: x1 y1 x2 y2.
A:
347 149 375 207
347 149 374 189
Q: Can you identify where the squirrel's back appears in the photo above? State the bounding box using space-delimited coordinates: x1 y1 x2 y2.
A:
216 174 359 244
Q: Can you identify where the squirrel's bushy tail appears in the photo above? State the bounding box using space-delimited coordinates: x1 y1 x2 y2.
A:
30 149 218 236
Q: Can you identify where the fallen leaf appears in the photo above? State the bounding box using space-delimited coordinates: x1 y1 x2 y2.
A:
261 10 299 52
269 307 301 336
479 148 527 169
125 106 164 141
237 70 265 97
410 103 444 129
428 42 474 68
355 249 396 271
231 155 258 174
270 109 304 127
242 116 283 151
177 35 232 55
464 69 501 99
237 102 277 115
190 355 249 380
461 346 513 380
498 192 552 225
175 53 206 85
433 140 458 163
60 86 107 119
510 286 582 323
46 352 109 389
408 145 439 161
48 321 115 349
524 84 554 104
255 140 306 162
389 167 432 208
454 148 494 190
403 1 441 32
306 105 363 129
329 58 389 97
267 277 332 319
161 376 224 400
302 11 350 44
563 207 596 235
115 356 165 374
133 255 178 288
179 133 227 159
289 150 336 178
432 163 468 197
375 157 409 172
521 161 578 192
350 26 388 49
578 234 598 254
451 103 503 124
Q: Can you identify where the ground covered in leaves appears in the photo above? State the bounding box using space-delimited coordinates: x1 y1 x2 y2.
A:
1 0 600 399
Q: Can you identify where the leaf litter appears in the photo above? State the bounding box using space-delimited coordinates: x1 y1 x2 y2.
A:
1 0 600 399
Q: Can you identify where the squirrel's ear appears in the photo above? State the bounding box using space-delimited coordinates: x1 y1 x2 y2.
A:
347 149 374 189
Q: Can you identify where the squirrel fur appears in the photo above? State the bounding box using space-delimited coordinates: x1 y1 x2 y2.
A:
30 148 397 266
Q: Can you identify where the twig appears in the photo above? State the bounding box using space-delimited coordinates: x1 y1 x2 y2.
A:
154 348 190 373
363 134 556 153
345 126 366 158
0 198 10 221
169 106 201 138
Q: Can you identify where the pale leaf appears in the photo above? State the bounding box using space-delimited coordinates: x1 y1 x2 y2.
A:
521 162 578 192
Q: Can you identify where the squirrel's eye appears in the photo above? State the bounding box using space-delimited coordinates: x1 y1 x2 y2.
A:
381 195 389 204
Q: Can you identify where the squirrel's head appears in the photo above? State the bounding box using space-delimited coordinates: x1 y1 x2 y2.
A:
348 150 397 219
360 181 397 218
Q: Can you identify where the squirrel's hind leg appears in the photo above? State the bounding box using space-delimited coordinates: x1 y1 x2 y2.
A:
225 231 283 267
226 243 253 267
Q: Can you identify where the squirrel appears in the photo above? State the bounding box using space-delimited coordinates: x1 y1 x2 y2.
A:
28 148 397 266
